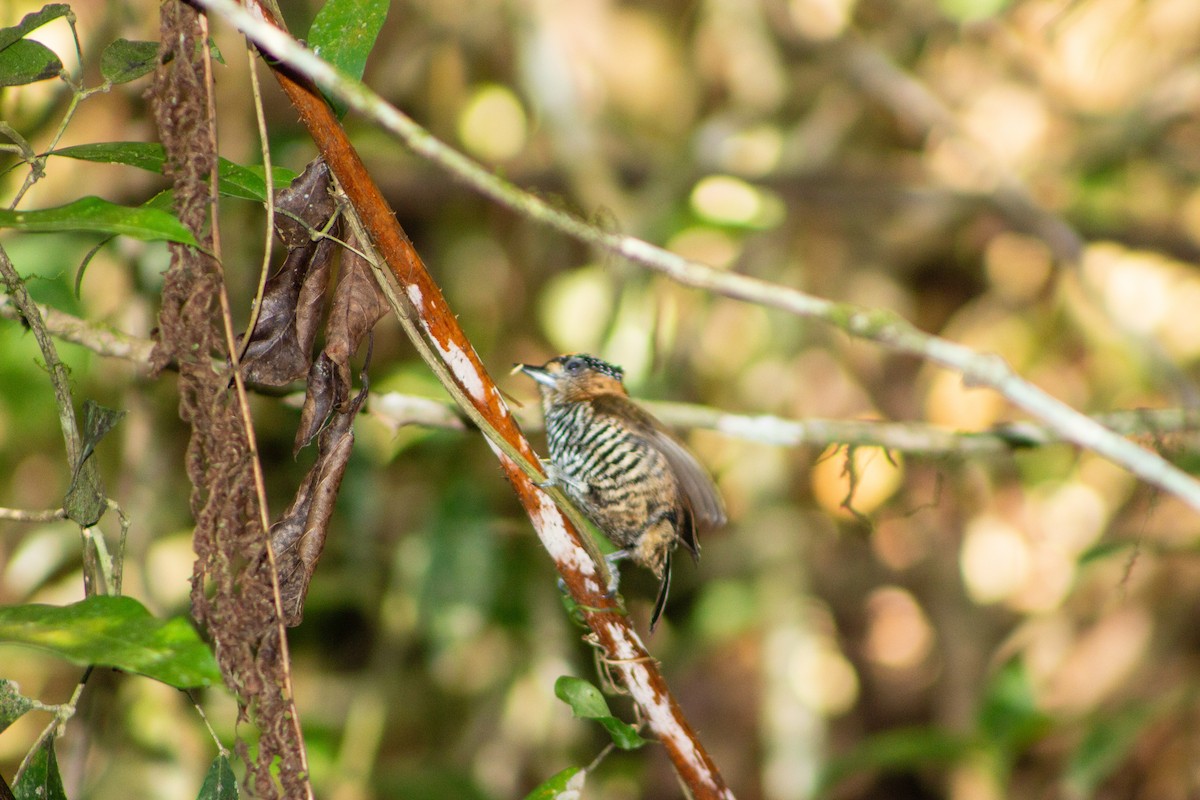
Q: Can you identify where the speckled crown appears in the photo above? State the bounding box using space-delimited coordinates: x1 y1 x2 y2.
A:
559 353 624 381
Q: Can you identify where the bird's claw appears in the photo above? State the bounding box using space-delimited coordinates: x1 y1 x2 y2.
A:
604 549 629 596
535 460 588 494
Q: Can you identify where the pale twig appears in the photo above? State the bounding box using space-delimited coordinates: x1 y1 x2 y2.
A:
821 31 1198 405
234 40 277 363
3 293 1197 455
182 0 1200 518
0 291 155 363
367 392 1200 455
0 507 67 523
12 675 88 786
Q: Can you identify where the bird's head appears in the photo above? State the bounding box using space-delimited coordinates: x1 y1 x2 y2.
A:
516 354 627 404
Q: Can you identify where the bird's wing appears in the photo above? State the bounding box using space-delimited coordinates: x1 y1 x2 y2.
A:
649 428 727 536
592 394 727 554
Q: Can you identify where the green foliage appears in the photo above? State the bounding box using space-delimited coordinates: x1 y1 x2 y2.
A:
0 197 197 244
196 755 238 800
554 676 648 751
99 39 159 85
0 39 61 86
12 737 67 800
936 0 1011 22
522 767 585 800
308 0 390 117
0 4 72 50
977 660 1051 759
0 597 221 688
0 4 73 87
0 680 35 735
1066 705 1156 797
52 142 298 202
818 727 970 794
819 662 1053 794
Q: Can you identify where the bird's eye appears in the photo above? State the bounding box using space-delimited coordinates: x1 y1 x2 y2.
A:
564 357 585 374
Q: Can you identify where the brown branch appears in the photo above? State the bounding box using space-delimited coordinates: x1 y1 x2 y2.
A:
203 1 733 795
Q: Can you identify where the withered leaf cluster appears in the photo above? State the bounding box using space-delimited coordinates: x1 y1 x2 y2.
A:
239 158 388 626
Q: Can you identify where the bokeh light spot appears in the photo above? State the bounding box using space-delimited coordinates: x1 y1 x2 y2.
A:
457 84 528 163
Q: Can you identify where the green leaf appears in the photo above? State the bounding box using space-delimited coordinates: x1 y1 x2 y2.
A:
197 754 238 800
1077 539 1130 566
0 680 36 735
522 767 584 800
1066 705 1154 797
308 0 390 116
0 197 196 244
52 141 166 173
13 736 67 800
977 660 1051 756
555 676 610 718
79 400 126 465
0 596 222 688
817 727 971 793
51 143 298 202
100 38 159 84
553 676 648 750
0 39 62 87
63 400 126 526
0 4 73 52
220 162 295 203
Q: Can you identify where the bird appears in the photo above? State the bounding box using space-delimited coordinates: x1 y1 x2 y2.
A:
517 353 726 630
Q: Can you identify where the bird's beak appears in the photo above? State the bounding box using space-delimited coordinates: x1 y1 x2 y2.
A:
514 362 558 387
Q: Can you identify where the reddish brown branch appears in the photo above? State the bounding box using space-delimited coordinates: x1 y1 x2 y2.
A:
229 1 732 795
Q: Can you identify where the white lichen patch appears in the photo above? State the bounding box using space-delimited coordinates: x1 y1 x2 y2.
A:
490 384 510 417
405 283 424 311
533 494 598 579
435 339 486 403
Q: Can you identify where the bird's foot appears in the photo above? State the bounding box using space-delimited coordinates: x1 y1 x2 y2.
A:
535 461 587 494
603 549 630 596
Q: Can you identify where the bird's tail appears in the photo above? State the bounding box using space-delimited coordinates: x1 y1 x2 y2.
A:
649 552 672 632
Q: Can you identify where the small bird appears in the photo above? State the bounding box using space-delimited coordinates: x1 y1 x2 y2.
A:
518 354 726 630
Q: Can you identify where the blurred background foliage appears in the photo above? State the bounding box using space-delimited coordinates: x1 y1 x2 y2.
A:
3 0 1200 798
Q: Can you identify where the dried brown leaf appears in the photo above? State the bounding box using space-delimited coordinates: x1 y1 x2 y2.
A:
275 159 335 249
295 351 342 453
323 235 388 404
293 230 387 450
273 383 367 626
239 160 339 386
240 237 335 385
